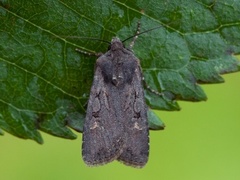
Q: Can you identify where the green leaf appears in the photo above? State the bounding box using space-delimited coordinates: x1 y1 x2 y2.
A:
148 110 165 130
0 0 239 143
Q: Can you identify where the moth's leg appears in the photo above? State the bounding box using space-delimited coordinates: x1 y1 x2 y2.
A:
75 48 103 57
129 22 141 49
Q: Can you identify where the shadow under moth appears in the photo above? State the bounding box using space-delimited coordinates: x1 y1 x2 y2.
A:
77 24 158 168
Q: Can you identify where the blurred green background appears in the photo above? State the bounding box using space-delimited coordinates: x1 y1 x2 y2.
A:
0 72 239 180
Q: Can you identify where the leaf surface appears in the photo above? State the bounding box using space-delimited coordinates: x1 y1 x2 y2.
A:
0 0 239 142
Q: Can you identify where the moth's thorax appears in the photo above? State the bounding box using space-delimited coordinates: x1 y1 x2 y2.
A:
97 37 138 87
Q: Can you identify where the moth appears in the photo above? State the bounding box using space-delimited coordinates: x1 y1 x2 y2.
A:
77 24 159 168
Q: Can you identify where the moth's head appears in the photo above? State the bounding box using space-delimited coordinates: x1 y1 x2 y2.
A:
109 37 124 51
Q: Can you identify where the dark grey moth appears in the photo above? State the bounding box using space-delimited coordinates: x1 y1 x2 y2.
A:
80 26 149 168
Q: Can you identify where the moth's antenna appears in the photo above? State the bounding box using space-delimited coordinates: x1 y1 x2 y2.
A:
67 36 110 56
122 26 162 43
66 36 111 44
